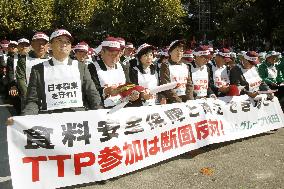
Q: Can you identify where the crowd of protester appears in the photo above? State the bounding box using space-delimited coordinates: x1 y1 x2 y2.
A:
1 29 283 121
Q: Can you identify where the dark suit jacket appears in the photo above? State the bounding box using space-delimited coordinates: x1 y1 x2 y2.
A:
22 59 102 115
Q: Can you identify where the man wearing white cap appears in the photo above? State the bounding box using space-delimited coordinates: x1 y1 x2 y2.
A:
16 32 50 110
6 39 30 114
120 42 135 66
88 37 139 108
13 29 102 116
0 40 10 65
6 41 19 84
73 41 90 64
258 51 283 87
258 51 284 107
5 41 18 73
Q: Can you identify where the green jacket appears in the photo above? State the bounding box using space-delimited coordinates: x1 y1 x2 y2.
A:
258 61 284 84
277 60 284 83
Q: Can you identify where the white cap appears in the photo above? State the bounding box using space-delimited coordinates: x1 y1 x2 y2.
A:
136 43 153 55
50 29 72 41
32 32 49 41
208 47 214 52
9 41 18 46
18 38 30 44
101 40 121 51
125 43 134 49
73 42 89 52
266 51 281 58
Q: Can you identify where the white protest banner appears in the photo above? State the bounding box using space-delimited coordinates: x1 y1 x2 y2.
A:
7 96 284 189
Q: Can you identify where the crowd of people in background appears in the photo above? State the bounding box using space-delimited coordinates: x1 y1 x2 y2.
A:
1 29 284 119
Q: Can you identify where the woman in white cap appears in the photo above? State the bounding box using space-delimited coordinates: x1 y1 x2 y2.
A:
128 43 160 106
189 45 215 99
160 40 194 103
208 48 232 97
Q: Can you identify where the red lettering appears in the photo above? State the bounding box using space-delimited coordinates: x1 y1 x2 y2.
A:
148 136 160 155
178 124 196 146
22 156 47 182
98 146 122 173
48 155 71 177
161 128 178 152
123 140 143 166
208 120 220 136
143 139 149 158
74 152 95 175
195 120 209 140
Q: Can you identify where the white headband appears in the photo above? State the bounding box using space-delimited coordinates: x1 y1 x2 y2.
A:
74 45 88 51
50 29 72 41
137 43 152 54
32 33 49 41
9 41 18 46
218 52 231 58
102 41 120 48
266 51 280 58
18 38 30 44
244 54 258 62
183 54 194 58
126 44 134 49
193 50 210 56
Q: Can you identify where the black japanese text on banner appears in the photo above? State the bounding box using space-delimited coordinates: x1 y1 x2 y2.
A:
7 96 284 189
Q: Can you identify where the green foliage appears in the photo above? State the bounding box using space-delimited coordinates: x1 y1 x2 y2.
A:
23 0 54 32
54 0 98 31
0 0 283 48
0 0 25 36
93 0 187 45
